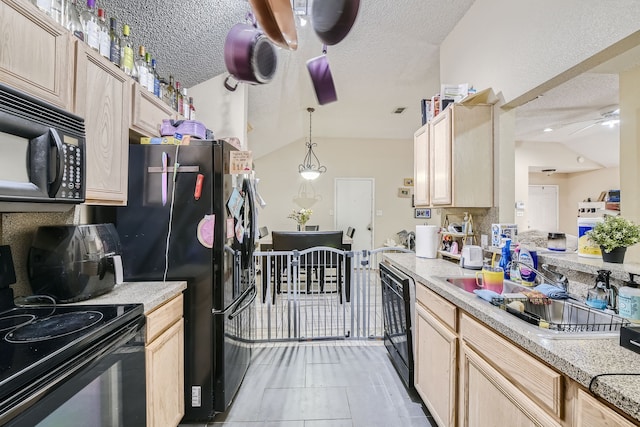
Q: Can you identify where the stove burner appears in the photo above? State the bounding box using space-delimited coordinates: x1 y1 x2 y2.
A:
4 311 104 343
0 314 36 333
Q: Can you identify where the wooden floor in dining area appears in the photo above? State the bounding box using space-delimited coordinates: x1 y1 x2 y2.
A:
206 341 436 427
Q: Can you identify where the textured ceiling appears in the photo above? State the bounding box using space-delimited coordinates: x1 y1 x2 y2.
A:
99 0 631 168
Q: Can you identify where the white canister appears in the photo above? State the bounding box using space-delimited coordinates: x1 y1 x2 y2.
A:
577 217 603 258
415 225 439 259
619 283 640 323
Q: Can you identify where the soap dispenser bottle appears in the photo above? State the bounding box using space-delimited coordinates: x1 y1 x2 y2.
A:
586 270 611 310
618 273 640 323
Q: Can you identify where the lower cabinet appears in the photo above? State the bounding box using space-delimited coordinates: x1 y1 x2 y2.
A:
145 294 185 427
414 283 458 427
415 304 457 427
459 343 562 427
574 388 638 427
414 281 640 427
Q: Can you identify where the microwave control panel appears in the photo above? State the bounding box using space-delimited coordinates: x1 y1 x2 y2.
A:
58 143 84 200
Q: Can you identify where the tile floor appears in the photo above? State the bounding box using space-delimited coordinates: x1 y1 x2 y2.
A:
183 341 436 427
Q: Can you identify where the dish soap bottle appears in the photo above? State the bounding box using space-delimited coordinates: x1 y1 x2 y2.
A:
619 273 640 323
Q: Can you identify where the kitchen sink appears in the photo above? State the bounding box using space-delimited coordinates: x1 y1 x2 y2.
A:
443 276 524 294
437 276 630 339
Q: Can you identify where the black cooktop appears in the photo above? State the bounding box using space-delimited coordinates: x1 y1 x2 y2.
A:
0 303 144 403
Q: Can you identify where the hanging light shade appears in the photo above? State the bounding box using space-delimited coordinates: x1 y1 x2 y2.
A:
298 107 326 180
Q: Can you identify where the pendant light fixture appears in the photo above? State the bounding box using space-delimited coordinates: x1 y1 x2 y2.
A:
298 107 326 180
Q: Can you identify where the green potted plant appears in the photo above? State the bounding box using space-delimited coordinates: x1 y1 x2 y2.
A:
586 215 640 263
287 208 313 230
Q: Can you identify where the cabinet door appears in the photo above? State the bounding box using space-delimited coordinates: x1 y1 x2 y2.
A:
146 318 185 427
0 0 73 109
459 343 562 427
574 388 637 427
74 43 131 205
130 82 176 137
430 108 452 205
414 124 430 206
415 304 457 427
450 105 493 207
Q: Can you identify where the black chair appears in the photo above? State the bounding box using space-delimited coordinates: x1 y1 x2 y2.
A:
270 231 347 303
346 227 355 238
305 225 319 231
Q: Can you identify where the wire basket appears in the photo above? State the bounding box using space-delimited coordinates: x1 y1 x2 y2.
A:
491 294 630 333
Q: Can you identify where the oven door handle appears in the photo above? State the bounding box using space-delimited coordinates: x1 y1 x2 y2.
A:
0 320 142 425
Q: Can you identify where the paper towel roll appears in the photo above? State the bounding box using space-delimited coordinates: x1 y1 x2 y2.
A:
416 225 439 258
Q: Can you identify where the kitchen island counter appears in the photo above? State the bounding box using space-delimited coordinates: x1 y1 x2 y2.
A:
73 281 187 314
384 252 640 423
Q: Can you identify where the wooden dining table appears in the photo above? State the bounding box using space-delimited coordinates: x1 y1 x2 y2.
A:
256 232 353 303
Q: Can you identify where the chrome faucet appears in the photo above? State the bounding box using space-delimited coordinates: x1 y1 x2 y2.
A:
509 261 569 291
541 264 570 291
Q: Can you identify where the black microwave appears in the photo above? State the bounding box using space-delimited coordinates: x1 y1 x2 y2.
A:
0 83 86 211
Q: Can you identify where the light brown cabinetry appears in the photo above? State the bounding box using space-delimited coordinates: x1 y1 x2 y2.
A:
427 104 493 207
459 313 564 426
414 283 457 427
0 0 74 109
574 388 637 427
145 293 185 427
74 42 131 205
130 82 176 137
414 124 430 206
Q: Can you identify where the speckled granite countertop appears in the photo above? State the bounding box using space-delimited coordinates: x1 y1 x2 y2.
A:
71 281 187 314
384 252 640 423
487 246 640 282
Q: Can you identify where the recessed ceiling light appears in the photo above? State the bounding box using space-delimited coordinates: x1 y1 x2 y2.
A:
543 127 553 132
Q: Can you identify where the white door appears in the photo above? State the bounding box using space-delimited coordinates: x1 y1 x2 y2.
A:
335 178 374 252
528 185 559 232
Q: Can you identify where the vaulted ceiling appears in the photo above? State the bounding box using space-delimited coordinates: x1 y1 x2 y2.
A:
101 0 635 167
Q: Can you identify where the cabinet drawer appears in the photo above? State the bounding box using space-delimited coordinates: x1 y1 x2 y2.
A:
146 293 183 343
416 282 456 331
460 313 564 419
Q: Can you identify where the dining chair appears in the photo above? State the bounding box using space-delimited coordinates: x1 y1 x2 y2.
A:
271 231 346 303
305 225 319 231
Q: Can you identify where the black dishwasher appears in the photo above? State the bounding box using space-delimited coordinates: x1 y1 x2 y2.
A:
379 262 415 390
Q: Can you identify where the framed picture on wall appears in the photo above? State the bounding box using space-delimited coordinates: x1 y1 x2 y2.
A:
398 188 411 198
415 208 431 219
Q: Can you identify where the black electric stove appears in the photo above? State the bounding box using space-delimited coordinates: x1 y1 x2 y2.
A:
0 303 145 424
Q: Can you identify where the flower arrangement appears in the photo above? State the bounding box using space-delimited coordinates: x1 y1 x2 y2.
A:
287 208 313 228
586 215 640 253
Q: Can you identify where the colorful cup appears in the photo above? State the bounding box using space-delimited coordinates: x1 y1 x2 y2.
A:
476 266 504 294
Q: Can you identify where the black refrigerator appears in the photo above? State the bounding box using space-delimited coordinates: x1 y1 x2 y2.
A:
95 140 256 422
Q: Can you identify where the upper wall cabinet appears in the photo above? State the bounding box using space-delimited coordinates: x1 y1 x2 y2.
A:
0 0 74 109
130 82 177 137
414 124 430 207
74 42 131 205
429 104 493 208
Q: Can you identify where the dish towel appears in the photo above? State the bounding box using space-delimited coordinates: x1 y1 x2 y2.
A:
534 284 569 299
473 289 502 303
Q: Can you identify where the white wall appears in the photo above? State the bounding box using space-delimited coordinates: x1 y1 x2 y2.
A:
529 168 619 236
253 137 440 248
189 74 248 149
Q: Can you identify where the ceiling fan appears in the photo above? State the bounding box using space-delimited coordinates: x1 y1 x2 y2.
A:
563 106 620 135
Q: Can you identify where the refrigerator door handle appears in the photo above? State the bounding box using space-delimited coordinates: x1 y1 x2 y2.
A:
228 285 257 320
